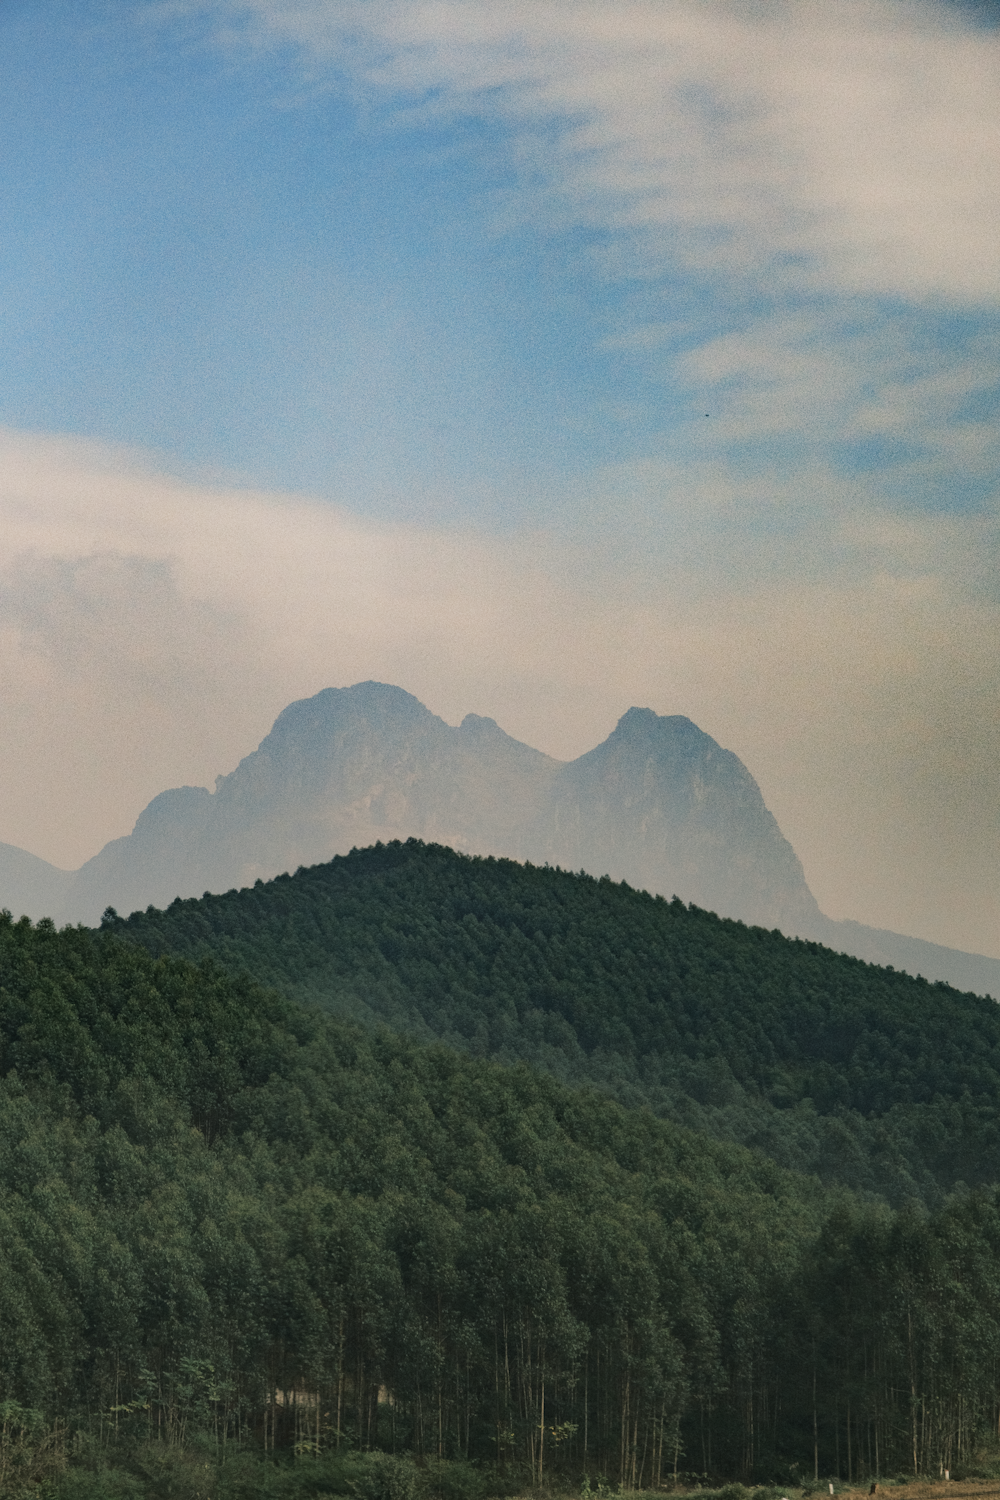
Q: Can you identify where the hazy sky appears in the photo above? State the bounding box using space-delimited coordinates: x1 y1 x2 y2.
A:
1 0 998 956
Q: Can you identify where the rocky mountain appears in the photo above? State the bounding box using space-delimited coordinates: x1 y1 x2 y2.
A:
538 705 821 935
4 680 998 994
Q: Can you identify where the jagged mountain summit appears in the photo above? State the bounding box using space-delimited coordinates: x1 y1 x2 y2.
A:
542 705 821 935
4 681 999 994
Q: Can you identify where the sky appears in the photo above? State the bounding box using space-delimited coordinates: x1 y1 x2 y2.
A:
1 0 998 956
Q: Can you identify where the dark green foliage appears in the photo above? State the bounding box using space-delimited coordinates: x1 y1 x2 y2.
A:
46 1446 507 1500
3 904 1000 1487
111 839 1000 1206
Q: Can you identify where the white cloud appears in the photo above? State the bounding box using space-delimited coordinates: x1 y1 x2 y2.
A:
671 305 1000 478
204 0 1000 304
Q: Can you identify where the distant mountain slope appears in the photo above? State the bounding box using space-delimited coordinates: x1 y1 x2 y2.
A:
0 841 73 917
2 680 996 993
111 838 1000 1207
819 918 1000 1000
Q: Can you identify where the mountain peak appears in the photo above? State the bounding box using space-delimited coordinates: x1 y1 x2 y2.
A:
268 680 435 738
613 707 703 741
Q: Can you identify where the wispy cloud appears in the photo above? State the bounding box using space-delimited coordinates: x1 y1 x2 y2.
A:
203 0 1000 303
671 306 1000 485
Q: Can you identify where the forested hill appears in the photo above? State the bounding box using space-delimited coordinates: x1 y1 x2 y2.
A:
5 910 1000 1489
110 839 1000 1208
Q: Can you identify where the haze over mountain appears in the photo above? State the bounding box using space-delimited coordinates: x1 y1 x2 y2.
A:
5 681 998 996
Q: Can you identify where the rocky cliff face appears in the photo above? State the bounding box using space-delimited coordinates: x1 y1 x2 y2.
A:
3 681 997 995
537 706 822 934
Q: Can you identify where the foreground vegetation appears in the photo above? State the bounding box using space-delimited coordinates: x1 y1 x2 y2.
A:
3 1432 516 1499
19 1446 1000 1500
111 840 1000 1206
5 898 1000 1495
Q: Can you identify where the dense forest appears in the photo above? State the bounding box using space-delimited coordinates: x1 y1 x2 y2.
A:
110 839 1000 1208
3 873 1000 1494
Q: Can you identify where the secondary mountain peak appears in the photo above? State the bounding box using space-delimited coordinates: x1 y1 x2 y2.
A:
548 703 820 933
458 712 510 737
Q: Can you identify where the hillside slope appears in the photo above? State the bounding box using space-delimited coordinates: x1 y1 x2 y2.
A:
5 910 1000 1485
112 838 1000 1207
